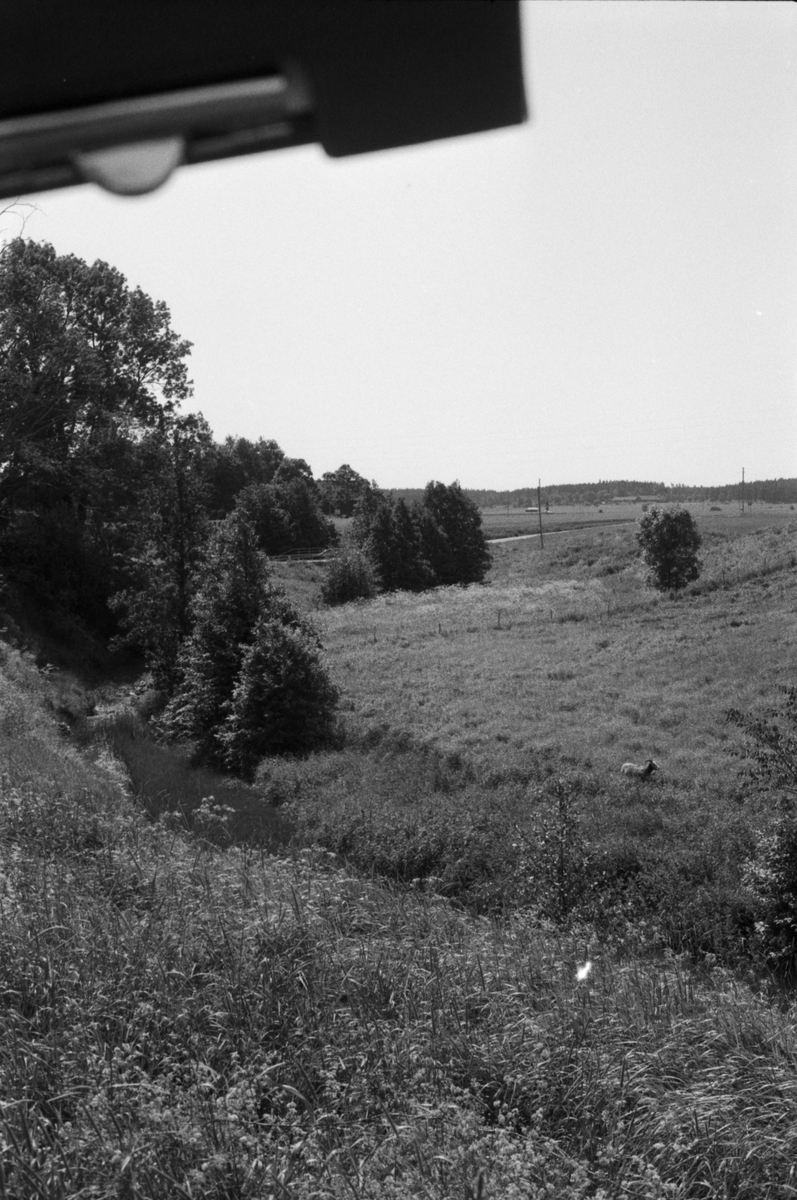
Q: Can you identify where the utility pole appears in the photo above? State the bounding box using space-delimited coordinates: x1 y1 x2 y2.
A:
741 467 745 515
537 479 544 548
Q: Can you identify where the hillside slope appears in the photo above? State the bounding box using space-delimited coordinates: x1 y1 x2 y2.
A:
2 626 797 1195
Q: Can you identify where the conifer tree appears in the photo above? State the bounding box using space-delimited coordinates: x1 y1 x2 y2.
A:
163 510 337 771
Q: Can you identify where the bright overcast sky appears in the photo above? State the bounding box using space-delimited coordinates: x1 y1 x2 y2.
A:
8 1 797 490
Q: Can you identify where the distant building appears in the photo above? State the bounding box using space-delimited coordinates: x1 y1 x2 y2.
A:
611 494 662 504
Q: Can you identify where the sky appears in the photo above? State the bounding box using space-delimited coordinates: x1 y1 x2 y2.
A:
6 1 797 491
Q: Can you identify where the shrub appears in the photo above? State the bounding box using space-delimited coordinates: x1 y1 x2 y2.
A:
728 689 797 972
743 818 797 973
509 777 590 919
727 686 797 807
321 540 378 605
637 505 702 594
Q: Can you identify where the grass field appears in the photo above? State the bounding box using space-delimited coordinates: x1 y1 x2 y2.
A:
479 501 797 540
254 509 797 962
4 507 797 1195
317 512 797 790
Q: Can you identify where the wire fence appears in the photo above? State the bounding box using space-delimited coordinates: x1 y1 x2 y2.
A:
269 547 333 563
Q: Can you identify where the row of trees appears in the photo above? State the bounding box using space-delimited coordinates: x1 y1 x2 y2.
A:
323 481 492 604
0 238 343 639
157 510 339 779
0 237 494 776
470 479 797 509
0 238 347 774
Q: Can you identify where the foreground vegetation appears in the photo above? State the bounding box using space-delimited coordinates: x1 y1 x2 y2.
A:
7 235 797 1194
3 637 797 1198
3 511 797 1194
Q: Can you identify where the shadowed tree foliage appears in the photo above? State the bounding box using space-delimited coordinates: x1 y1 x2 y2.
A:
419 481 492 586
727 688 797 973
162 510 338 774
353 492 434 593
344 480 490 600
201 437 286 518
318 463 371 516
0 237 193 628
220 616 339 777
234 478 336 557
637 505 702 594
111 414 212 691
0 237 191 520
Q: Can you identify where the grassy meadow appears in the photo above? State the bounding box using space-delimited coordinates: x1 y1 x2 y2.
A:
319 508 797 787
273 510 796 940
4 507 797 1194
479 500 797 540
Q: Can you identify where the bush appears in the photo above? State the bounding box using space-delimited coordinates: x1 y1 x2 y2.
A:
321 541 378 605
743 818 797 973
727 686 797 807
728 689 797 972
637 505 702 594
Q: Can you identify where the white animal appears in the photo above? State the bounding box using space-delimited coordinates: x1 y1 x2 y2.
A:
621 759 659 779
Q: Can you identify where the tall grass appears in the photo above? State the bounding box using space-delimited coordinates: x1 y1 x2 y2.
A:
2 514 797 1195
256 735 756 970
2 625 797 1195
86 708 293 848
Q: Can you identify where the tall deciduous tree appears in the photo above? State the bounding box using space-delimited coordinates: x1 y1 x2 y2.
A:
234 478 336 557
420 481 492 586
0 237 193 625
112 414 212 690
201 436 286 518
318 463 370 516
0 237 192 519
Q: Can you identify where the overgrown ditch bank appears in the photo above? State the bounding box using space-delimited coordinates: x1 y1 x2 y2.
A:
3 638 797 1197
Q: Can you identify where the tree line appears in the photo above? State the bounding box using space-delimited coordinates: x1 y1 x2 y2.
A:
467 479 797 509
0 237 491 777
321 480 491 604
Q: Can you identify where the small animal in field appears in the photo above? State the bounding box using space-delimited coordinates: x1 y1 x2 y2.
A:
620 759 659 779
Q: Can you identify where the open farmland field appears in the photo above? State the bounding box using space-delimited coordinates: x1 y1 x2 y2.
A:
480 501 797 541
249 510 797 955
481 503 639 539
317 514 797 793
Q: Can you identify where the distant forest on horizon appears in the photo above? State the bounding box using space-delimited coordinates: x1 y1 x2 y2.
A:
388 478 797 509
